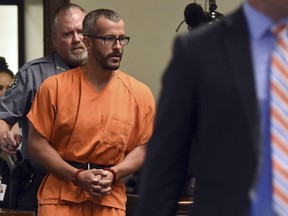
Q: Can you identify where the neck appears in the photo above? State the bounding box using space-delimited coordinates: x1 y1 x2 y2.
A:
81 65 116 92
248 0 288 21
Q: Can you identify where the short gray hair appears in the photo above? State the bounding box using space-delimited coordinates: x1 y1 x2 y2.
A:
52 3 86 33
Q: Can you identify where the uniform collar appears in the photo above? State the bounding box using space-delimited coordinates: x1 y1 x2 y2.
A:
52 52 72 73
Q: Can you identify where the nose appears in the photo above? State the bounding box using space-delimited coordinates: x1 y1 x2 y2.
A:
73 32 83 43
112 40 122 49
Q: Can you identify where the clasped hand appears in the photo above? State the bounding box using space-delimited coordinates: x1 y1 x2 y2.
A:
76 169 114 198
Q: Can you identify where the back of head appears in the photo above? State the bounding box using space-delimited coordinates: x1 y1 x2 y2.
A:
0 57 14 78
83 9 121 35
0 57 14 96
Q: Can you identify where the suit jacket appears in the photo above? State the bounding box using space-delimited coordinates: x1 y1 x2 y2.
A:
137 6 261 216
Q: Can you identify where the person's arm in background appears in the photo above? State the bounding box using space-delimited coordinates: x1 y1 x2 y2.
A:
0 120 22 158
11 122 20 135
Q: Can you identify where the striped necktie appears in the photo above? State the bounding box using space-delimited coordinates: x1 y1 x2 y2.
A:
270 23 288 216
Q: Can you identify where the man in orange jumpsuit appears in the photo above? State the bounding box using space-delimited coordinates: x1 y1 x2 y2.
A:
0 4 87 213
27 9 155 216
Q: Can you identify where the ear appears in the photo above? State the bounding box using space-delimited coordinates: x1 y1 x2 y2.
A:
52 32 57 48
83 37 92 49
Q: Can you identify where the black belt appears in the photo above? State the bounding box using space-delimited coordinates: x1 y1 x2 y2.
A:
67 161 106 170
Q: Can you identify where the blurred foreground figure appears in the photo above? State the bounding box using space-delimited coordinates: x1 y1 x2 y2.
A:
137 0 288 215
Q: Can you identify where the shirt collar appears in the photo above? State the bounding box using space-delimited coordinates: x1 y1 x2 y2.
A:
243 1 274 40
243 1 288 40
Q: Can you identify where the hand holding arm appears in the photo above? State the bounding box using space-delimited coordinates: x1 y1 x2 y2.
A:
109 144 147 181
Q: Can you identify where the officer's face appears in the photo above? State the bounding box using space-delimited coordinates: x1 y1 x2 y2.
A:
52 7 88 67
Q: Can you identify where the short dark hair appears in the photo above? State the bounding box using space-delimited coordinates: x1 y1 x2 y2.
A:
83 9 122 36
0 57 14 78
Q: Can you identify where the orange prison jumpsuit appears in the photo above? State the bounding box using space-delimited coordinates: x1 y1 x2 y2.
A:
27 67 155 216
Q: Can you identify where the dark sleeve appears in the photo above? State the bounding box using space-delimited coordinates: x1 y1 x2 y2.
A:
136 35 197 216
0 68 33 126
0 56 57 126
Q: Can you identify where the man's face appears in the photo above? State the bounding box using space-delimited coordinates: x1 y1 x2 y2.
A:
90 17 126 71
52 8 87 67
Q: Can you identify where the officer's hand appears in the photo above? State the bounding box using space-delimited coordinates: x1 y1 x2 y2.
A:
1 131 22 154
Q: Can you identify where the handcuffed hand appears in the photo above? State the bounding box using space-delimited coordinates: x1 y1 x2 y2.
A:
75 168 113 198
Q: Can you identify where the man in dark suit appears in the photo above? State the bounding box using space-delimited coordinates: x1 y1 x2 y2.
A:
136 0 288 215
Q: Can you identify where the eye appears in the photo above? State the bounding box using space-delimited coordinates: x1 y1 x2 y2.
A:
63 32 72 38
105 36 116 41
118 37 125 41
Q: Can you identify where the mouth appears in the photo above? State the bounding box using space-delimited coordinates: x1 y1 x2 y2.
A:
110 56 122 63
108 52 120 61
111 52 122 58
72 47 84 51
72 45 86 51
72 47 86 55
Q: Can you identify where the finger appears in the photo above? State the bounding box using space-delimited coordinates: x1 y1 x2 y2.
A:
1 141 9 151
90 174 103 184
5 143 16 152
1 140 17 154
88 188 105 197
88 188 111 198
91 178 112 188
99 187 112 194
91 168 108 177
14 134 22 144
3 132 19 150
90 183 111 194
6 132 19 147
90 185 103 192
97 179 112 187
4 142 18 152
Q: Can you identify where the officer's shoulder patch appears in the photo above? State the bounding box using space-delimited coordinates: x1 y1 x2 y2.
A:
6 72 20 93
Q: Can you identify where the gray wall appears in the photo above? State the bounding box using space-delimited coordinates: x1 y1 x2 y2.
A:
25 0 243 100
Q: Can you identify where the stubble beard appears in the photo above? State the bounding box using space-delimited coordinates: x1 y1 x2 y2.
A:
100 53 122 71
